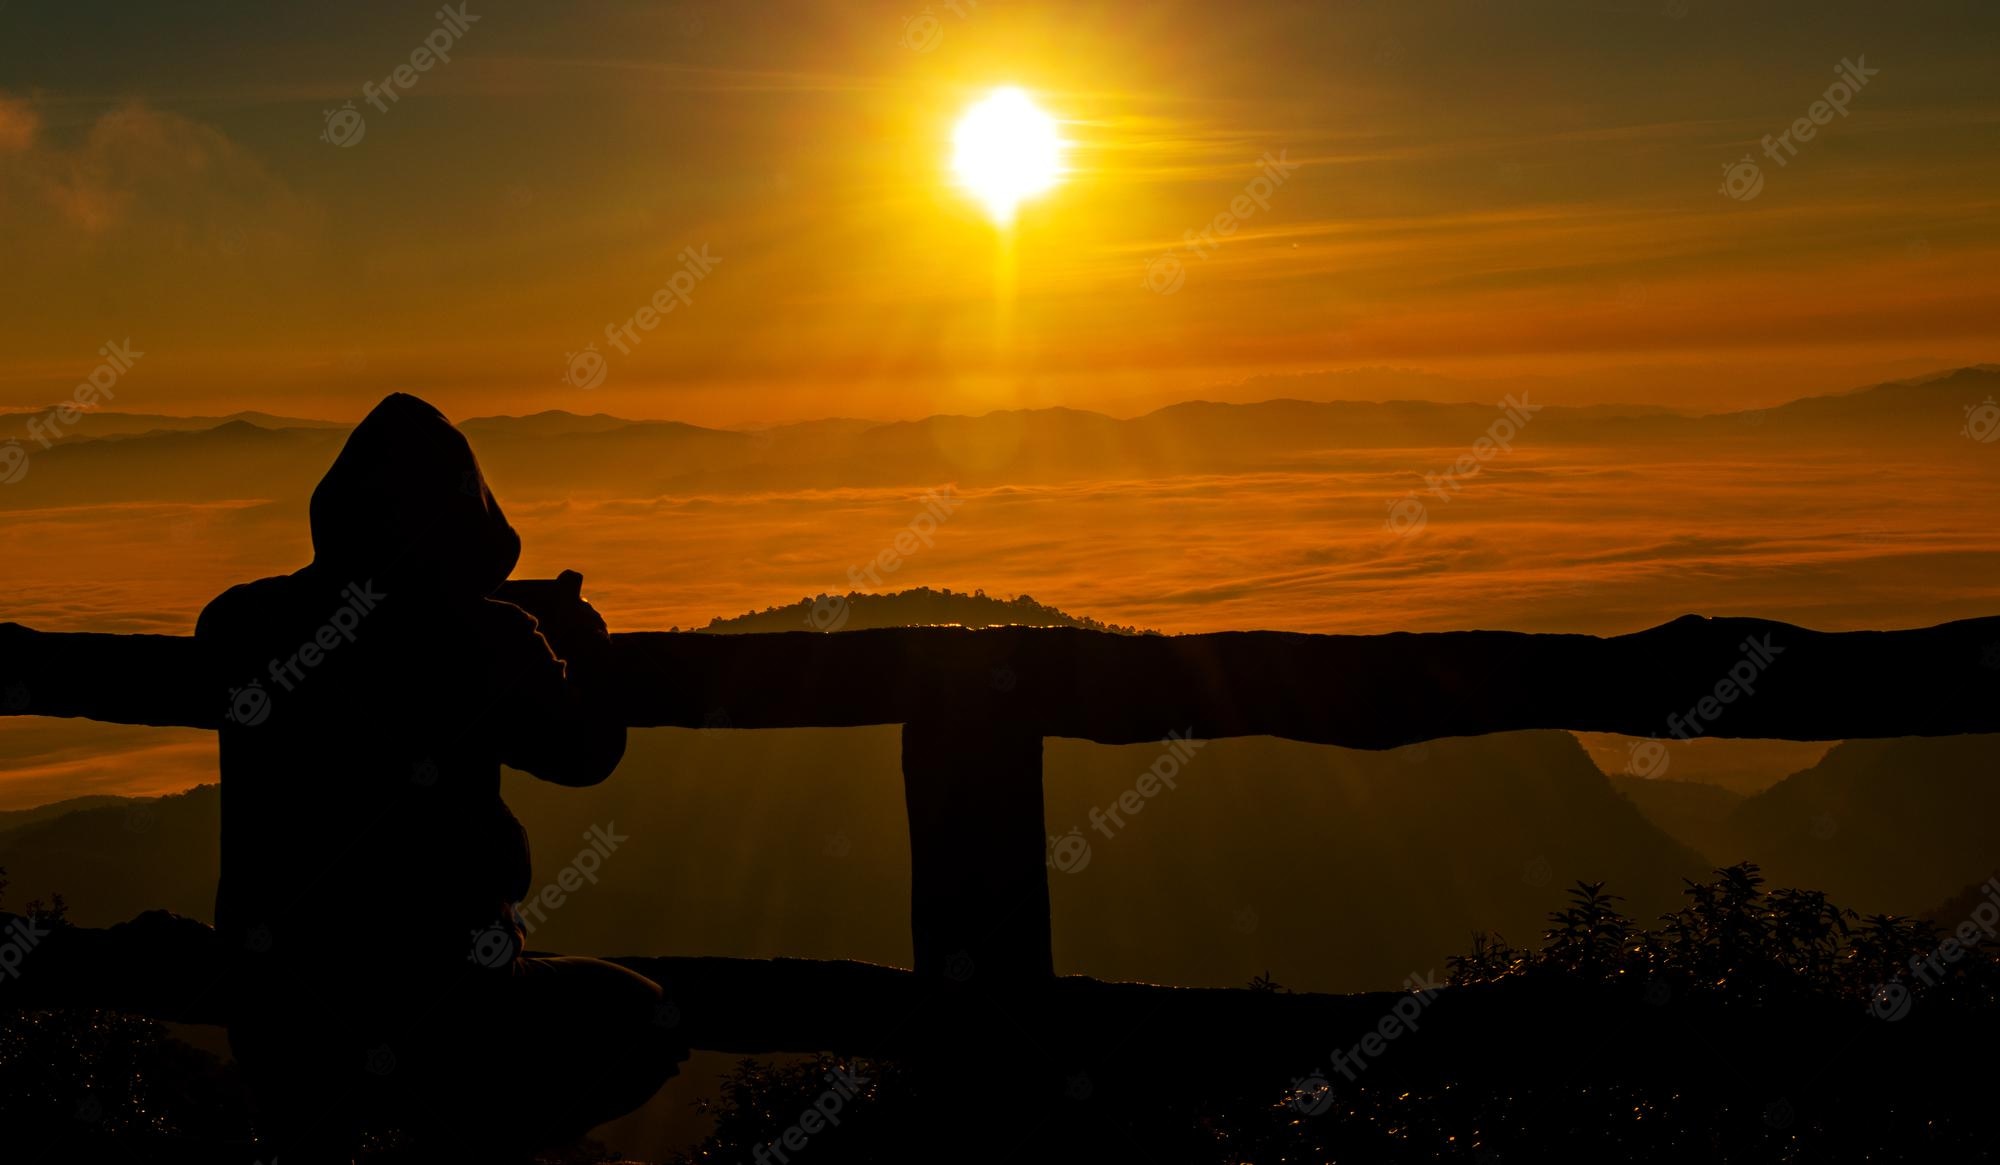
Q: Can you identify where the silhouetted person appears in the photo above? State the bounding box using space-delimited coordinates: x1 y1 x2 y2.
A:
196 393 683 1163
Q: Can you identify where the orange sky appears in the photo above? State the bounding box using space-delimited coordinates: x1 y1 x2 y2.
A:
2 1 1997 424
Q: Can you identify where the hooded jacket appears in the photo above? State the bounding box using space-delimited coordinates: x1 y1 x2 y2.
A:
196 394 625 984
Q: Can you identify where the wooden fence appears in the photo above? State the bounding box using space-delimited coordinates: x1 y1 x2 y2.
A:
3 613 1998 1081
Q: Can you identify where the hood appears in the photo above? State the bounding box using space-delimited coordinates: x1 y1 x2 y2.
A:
308 393 520 597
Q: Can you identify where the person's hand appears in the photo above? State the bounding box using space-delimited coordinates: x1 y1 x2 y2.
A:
494 570 612 667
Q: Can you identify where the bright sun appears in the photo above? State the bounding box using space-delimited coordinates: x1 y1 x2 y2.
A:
951 87 1065 225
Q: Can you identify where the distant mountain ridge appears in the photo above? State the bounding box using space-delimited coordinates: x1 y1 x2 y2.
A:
1718 734 2000 916
696 587 1151 635
7 365 1995 507
0 410 343 445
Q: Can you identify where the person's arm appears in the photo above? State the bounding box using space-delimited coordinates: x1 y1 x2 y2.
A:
482 588 627 787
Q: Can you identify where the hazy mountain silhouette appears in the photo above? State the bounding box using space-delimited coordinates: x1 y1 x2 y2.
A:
1611 775 1744 865
0 410 342 445
0 794 133 829
456 410 637 438
0 785 218 920
1 730 1711 994
8 366 1996 508
0 421 343 505
1746 365 2000 437
1718 734 2000 915
1927 867 2000 924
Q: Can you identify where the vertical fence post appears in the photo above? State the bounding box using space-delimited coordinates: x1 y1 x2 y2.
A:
902 718 1053 984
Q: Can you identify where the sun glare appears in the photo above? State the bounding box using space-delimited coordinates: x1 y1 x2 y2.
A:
951 87 1065 225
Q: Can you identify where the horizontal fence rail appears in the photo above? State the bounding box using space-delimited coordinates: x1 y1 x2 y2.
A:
8 614 2000 743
